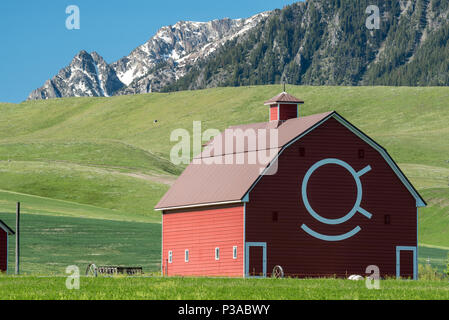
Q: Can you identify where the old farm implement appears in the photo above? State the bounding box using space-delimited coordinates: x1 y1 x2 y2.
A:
86 263 143 276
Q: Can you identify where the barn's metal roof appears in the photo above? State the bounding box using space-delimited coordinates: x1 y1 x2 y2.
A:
0 220 15 235
155 110 426 211
155 112 332 210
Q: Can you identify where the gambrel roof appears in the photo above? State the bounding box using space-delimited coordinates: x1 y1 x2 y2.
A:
155 111 426 211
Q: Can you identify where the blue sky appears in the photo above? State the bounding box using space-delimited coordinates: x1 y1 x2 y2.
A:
0 0 297 103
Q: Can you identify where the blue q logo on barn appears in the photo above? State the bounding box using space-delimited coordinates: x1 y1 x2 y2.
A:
300 158 372 241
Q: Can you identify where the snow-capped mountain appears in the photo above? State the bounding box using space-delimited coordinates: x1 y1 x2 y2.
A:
28 51 124 100
28 12 270 100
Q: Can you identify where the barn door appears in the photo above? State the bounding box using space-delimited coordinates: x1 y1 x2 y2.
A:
396 246 417 280
245 242 267 278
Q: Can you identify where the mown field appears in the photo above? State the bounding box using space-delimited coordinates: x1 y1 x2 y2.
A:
0 85 448 278
0 276 447 300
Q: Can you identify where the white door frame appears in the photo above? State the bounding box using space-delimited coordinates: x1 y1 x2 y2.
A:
396 246 417 280
245 242 267 278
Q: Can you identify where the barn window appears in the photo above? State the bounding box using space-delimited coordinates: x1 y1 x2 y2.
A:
233 246 238 259
272 211 278 222
185 249 189 262
215 247 220 261
168 251 173 263
299 147 306 157
358 149 365 159
384 215 391 225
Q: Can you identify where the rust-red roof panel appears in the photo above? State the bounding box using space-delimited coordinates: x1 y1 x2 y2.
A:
197 112 333 157
155 112 333 210
155 149 280 210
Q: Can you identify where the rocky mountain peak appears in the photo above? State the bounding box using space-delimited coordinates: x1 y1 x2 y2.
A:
28 12 270 100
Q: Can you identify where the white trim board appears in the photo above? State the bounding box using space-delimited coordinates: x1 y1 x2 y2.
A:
245 242 267 278
6 235 9 274
264 102 304 106
0 221 14 235
396 246 417 280
156 200 243 212
243 203 246 277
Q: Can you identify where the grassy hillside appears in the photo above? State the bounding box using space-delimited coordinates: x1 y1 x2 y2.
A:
0 161 169 221
0 86 448 274
0 189 159 223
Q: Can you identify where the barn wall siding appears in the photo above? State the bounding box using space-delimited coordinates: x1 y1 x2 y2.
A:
162 204 244 277
270 106 278 121
0 230 7 272
278 104 297 121
246 118 417 278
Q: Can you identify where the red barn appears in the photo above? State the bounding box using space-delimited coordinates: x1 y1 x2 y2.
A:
155 92 426 279
0 220 14 273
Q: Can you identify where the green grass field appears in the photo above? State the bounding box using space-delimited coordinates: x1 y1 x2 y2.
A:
0 189 158 223
0 276 447 300
0 86 448 298
0 212 161 274
419 245 449 274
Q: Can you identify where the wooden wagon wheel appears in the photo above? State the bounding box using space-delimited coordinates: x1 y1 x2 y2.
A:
272 265 284 278
86 263 98 277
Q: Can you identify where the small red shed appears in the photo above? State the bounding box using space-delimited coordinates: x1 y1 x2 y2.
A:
0 220 14 273
155 92 426 279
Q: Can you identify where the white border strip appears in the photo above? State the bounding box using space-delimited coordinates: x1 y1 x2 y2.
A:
156 200 243 212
